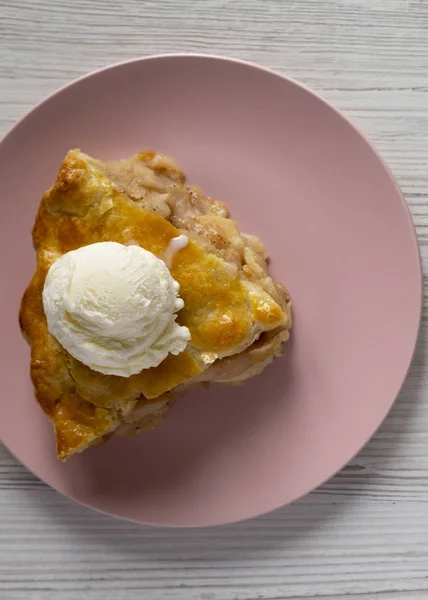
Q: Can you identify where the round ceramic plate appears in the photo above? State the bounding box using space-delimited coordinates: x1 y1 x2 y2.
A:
0 55 422 527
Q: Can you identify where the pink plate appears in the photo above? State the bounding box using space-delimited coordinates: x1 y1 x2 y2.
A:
0 55 422 527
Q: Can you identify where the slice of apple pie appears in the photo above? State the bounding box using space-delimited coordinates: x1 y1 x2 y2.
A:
20 149 292 460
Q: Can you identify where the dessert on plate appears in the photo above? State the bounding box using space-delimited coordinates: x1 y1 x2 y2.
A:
20 149 292 460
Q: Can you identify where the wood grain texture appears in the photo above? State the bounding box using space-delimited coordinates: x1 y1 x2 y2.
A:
0 0 427 598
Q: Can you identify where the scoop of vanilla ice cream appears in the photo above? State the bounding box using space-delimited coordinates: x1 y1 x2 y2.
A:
42 241 190 377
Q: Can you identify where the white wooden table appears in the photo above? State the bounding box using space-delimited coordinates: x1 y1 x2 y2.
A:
1 1 427 599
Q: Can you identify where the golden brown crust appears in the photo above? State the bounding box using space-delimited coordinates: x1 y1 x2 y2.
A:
20 149 291 460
